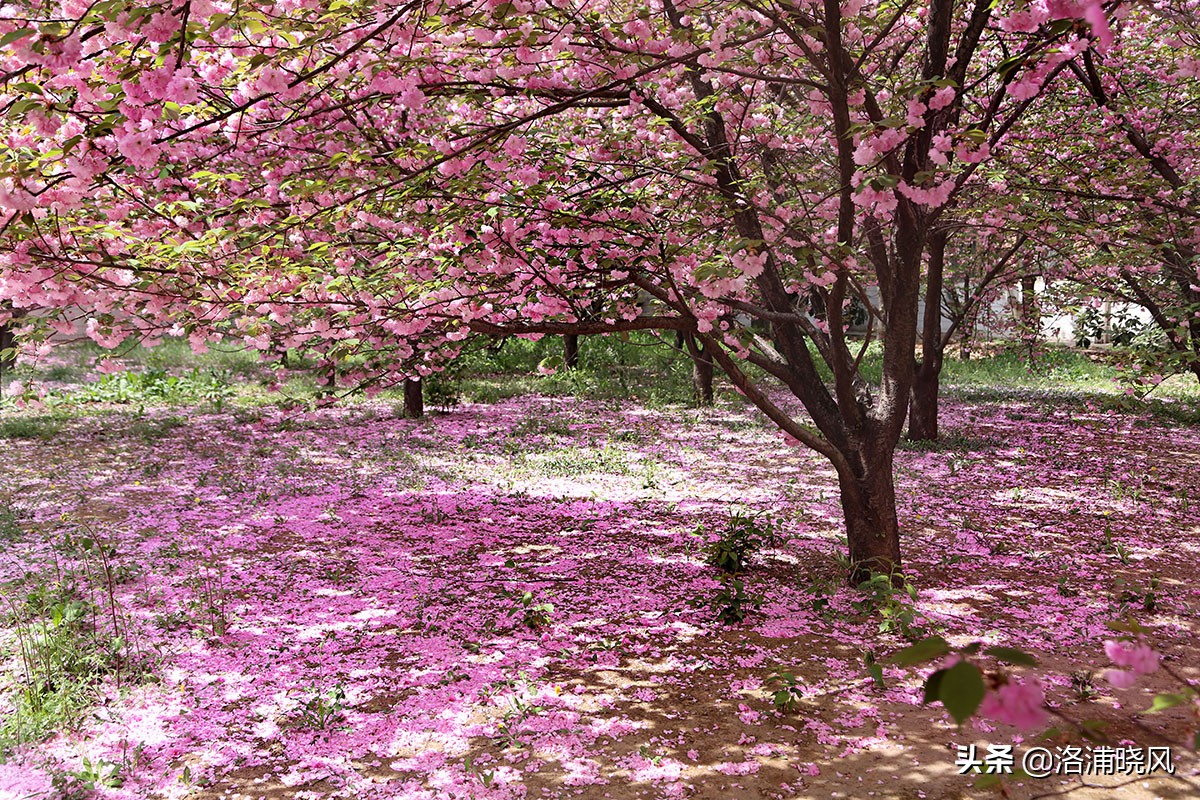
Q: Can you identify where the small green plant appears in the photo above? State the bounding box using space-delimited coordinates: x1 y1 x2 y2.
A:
1114 576 1159 613
505 589 554 631
705 510 778 573
463 756 496 788
1100 521 1131 565
766 670 805 713
185 546 229 637
853 571 927 640
53 756 125 798
295 684 346 730
1070 670 1099 701
64 367 234 408
803 576 834 618
637 743 665 766
1 523 148 754
709 574 763 624
487 687 545 750
491 719 524 750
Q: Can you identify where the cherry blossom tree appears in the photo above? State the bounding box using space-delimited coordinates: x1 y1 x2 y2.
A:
997 3 1200 383
0 0 1121 578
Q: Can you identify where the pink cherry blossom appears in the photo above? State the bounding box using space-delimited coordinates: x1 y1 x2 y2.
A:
978 678 1048 730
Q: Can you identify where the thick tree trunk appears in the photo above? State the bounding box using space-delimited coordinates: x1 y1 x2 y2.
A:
403 378 424 419
563 334 579 369
837 447 902 583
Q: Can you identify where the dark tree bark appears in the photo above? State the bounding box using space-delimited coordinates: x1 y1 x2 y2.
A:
403 378 424 418
909 232 1027 441
682 333 714 406
959 274 975 361
0 303 21 375
0 324 14 375
838 444 903 577
562 334 579 369
908 363 941 442
908 231 947 441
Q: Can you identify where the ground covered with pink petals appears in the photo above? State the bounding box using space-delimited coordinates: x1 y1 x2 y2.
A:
2 393 1198 799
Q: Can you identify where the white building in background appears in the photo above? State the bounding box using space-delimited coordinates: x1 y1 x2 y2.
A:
849 279 1154 346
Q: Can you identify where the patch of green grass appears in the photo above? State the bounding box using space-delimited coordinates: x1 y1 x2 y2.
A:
0 415 62 440
457 376 541 404
529 444 630 476
443 333 707 407
127 415 188 442
897 430 1002 453
140 339 263 377
510 416 573 438
43 363 83 382
63 367 234 409
0 500 26 540
942 347 1115 389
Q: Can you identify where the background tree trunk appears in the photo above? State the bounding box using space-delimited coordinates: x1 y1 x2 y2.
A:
908 231 946 441
0 303 21 376
1019 274 1041 363
683 334 714 406
403 378 424 418
563 334 579 369
908 364 940 442
0 324 14 376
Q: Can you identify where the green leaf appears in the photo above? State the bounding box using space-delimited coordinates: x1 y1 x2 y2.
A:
1105 618 1145 635
1146 693 1190 714
866 660 885 689
1046 19 1075 36
984 646 1038 667
10 98 40 116
996 54 1025 83
922 668 946 704
938 661 985 725
0 28 35 48
888 636 950 666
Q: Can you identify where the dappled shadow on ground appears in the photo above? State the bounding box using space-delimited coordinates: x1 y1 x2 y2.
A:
1 394 1198 799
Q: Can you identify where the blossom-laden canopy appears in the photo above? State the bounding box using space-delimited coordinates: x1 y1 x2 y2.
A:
1 1 1131 388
